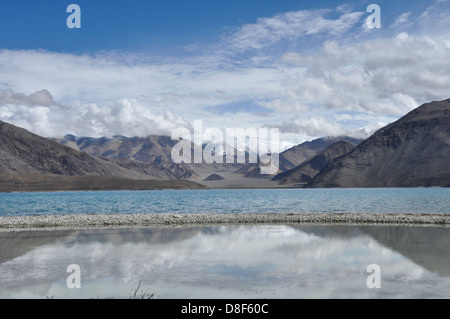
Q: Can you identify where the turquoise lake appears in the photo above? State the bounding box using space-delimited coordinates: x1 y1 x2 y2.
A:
0 188 449 217
0 188 449 299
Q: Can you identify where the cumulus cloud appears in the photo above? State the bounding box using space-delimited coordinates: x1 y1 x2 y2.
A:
0 89 190 137
221 9 365 52
1 3 450 143
277 115 347 137
279 34 450 116
391 12 412 28
0 49 288 137
0 89 55 107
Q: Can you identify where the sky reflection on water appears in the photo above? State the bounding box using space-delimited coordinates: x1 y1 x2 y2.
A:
0 225 449 299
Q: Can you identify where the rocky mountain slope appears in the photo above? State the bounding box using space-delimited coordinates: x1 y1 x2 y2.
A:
272 141 355 185
308 99 450 187
0 121 205 191
52 134 249 179
279 136 362 172
237 136 362 177
0 121 143 178
53 134 199 179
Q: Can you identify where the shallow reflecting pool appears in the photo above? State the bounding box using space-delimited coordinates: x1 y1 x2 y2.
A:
0 225 449 299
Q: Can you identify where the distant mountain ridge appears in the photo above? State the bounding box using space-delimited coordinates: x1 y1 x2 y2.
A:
0 121 142 178
52 134 199 179
0 120 205 191
4 98 448 190
278 136 362 172
272 141 356 185
237 136 362 177
307 98 450 187
53 132 363 181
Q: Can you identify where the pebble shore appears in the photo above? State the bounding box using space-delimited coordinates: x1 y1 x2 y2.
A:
0 212 448 231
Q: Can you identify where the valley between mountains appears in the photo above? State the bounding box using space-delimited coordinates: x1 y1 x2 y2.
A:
1 98 449 191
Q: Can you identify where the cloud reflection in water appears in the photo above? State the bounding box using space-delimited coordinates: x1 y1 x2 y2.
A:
0 225 448 299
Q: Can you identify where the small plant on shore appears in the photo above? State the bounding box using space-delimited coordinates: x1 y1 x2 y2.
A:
129 280 155 299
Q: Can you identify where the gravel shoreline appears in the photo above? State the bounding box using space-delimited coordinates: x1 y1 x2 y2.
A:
0 212 449 231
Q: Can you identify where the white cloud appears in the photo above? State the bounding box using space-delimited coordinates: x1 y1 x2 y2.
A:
416 1 450 38
1 4 450 144
0 90 191 137
391 12 412 28
221 9 365 52
0 89 55 107
278 34 450 116
277 115 347 137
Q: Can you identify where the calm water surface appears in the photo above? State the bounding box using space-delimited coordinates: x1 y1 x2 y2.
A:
0 188 449 299
0 188 449 216
0 225 449 299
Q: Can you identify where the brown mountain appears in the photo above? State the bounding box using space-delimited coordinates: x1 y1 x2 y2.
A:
279 136 362 171
0 121 205 191
272 141 355 185
54 134 363 180
308 98 450 187
0 121 143 178
53 134 247 179
52 134 199 179
204 174 225 181
237 136 362 177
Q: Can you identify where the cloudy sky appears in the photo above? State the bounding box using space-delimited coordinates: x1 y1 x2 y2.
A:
0 0 449 148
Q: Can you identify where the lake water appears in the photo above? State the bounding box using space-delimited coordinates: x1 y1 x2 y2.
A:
0 188 449 299
0 225 449 299
0 188 449 217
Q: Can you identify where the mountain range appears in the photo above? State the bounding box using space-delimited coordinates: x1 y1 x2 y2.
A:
1 98 449 191
0 121 205 191
237 136 362 178
272 141 356 185
53 132 361 181
52 134 200 180
307 98 450 187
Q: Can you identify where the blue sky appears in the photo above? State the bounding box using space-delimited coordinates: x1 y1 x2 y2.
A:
0 1 364 52
0 0 449 148
0 0 434 53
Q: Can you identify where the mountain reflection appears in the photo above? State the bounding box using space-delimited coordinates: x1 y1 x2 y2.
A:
0 225 449 299
292 225 450 276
